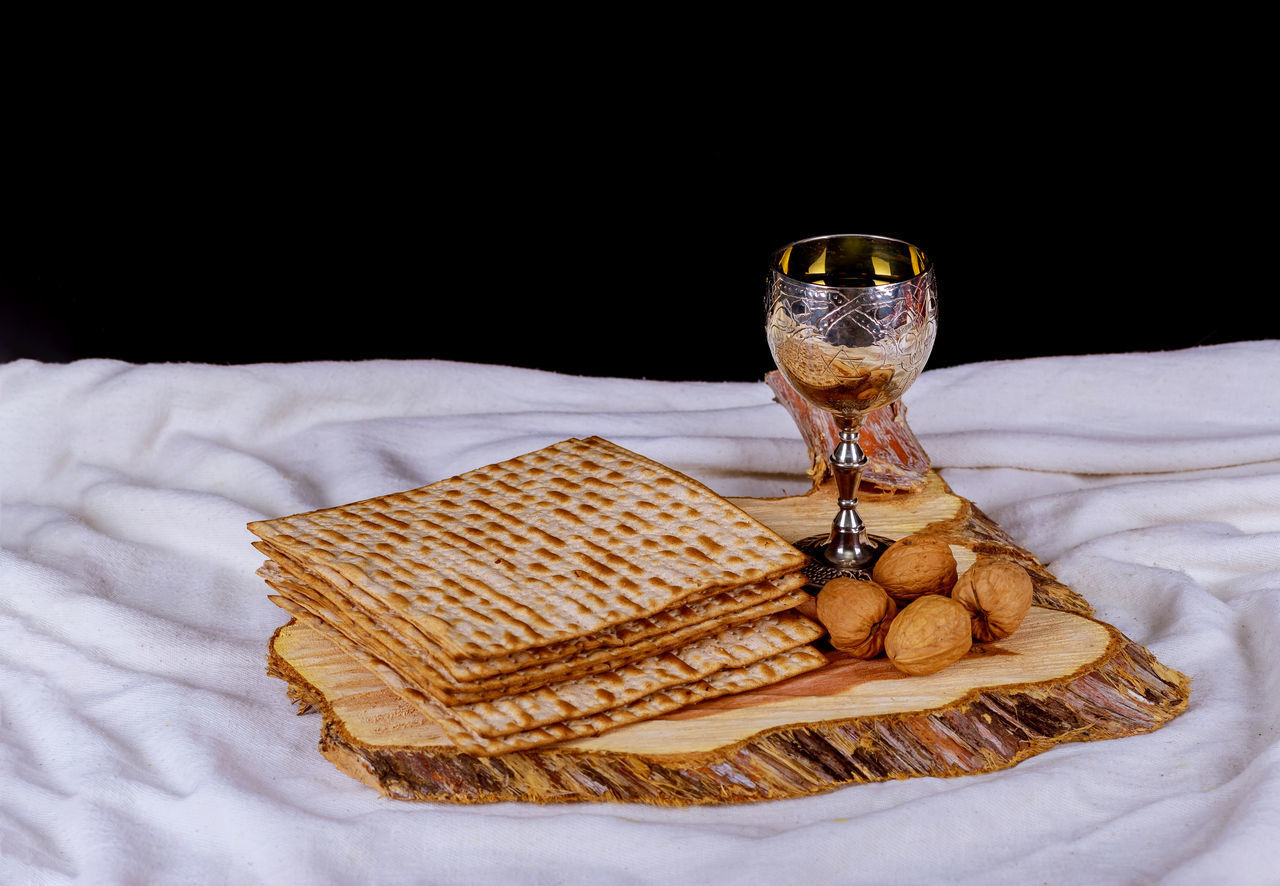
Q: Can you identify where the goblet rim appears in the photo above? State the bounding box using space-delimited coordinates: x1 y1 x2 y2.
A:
769 232 934 291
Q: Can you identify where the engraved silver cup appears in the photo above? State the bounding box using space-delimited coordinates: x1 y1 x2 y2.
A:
765 233 938 582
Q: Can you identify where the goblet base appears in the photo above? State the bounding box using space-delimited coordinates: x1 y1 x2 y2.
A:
793 533 894 587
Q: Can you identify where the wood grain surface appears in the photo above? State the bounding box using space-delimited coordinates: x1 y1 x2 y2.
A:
266 471 1189 805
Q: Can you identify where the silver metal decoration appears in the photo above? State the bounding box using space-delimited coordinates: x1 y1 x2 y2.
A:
765 233 938 583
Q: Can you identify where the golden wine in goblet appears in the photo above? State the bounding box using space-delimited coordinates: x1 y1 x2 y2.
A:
765 233 938 581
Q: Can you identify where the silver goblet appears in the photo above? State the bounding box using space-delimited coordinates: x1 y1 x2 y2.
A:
765 233 938 583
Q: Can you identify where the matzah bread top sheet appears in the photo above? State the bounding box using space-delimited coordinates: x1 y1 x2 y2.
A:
248 436 807 661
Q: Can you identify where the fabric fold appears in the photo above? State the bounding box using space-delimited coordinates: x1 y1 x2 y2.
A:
2 341 1277 886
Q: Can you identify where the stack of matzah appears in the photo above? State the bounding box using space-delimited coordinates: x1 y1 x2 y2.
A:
249 436 826 756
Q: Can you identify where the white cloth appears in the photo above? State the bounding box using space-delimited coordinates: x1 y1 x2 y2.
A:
2 341 1278 886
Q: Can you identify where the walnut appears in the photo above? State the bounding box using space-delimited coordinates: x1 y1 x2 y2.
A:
814 577 898 659
951 559 1034 642
884 594 972 676
871 535 958 603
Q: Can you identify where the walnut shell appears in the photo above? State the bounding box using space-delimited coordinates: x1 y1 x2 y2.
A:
951 559 1034 642
884 594 972 676
871 535 958 603
815 577 897 659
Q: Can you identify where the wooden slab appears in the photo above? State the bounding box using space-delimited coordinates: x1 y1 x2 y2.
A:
266 471 1189 806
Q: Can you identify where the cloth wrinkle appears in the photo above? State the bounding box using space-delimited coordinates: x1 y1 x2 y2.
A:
1 340 1277 885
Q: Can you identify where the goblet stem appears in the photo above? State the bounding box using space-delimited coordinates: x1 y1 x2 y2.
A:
825 416 875 568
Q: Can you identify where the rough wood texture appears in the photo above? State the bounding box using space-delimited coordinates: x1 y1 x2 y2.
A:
764 370 931 492
265 471 1189 805
731 473 1093 617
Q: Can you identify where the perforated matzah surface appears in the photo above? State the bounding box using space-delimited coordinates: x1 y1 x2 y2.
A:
279 601 822 741
248 437 808 661
282 617 828 756
260 559 811 702
254 544 807 672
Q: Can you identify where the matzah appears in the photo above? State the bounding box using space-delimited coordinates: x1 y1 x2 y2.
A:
253 436 823 756
280 601 821 738
282 615 827 756
248 436 808 660
260 560 811 702
254 541 808 681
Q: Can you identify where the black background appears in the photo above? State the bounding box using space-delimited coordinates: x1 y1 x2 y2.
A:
3 73 1267 382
